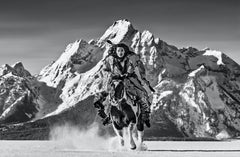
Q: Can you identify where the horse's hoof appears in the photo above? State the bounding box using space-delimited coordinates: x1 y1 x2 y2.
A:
120 139 124 147
130 145 137 150
130 141 136 150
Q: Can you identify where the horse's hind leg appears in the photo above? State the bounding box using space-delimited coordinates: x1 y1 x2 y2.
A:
128 123 136 150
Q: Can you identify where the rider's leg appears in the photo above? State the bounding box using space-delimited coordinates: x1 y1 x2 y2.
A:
137 98 151 128
129 88 151 128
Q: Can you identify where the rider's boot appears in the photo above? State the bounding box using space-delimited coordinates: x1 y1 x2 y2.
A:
142 111 151 128
139 100 151 128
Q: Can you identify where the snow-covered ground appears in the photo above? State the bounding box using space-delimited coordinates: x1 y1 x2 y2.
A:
1 140 240 157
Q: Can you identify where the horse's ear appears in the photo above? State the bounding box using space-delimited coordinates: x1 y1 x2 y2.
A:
107 40 113 45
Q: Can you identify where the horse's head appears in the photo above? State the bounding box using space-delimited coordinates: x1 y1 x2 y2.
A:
109 80 125 105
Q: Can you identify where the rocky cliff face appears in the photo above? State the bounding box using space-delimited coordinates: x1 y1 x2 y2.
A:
1 19 240 139
0 62 39 124
151 49 240 139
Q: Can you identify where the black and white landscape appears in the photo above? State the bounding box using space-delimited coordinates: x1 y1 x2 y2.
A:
0 0 239 156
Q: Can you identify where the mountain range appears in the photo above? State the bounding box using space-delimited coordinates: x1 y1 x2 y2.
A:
0 19 240 140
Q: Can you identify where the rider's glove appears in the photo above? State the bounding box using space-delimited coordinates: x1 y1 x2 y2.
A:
98 109 107 119
102 116 111 126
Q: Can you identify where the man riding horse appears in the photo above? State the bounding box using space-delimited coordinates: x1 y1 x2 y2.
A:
94 41 155 129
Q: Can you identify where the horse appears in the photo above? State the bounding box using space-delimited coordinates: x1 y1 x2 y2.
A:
108 80 145 150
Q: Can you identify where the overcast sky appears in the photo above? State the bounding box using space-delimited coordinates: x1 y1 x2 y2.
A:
0 0 239 74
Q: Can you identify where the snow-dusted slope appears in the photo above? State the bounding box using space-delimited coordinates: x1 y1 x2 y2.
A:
37 39 108 117
39 39 103 87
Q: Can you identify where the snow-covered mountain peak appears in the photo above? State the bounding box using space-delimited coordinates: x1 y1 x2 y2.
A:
98 19 136 44
61 39 84 60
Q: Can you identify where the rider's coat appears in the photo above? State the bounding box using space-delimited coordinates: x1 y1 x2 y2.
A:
102 51 151 113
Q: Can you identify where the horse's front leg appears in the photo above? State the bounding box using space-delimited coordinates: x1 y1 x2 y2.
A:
136 120 148 151
128 123 136 150
137 130 144 144
112 123 124 147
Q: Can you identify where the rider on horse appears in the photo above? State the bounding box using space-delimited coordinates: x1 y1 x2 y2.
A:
94 42 155 128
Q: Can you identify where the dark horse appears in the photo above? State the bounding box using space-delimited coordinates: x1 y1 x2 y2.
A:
109 81 145 150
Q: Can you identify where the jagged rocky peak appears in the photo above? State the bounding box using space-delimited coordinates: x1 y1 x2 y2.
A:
0 62 39 124
12 62 31 77
12 61 24 68
0 62 31 77
141 30 155 46
0 74 39 124
0 64 13 76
